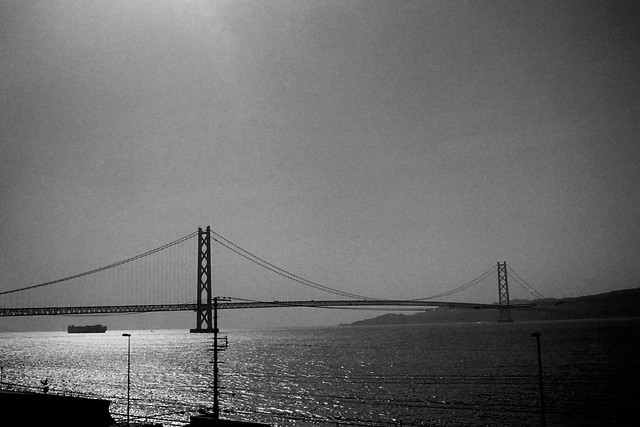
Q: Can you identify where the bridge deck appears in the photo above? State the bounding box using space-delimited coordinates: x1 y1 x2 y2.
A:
0 300 534 316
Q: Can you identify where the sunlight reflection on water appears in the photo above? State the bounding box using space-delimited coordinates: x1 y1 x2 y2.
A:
1 319 638 426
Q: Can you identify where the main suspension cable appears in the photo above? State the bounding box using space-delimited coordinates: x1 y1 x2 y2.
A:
210 230 371 299
0 231 198 296
507 266 546 299
416 265 495 301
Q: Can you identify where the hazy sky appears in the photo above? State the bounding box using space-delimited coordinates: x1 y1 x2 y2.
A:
1 0 639 329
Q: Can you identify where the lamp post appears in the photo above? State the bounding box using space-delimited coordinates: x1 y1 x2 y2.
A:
122 333 132 427
531 332 546 427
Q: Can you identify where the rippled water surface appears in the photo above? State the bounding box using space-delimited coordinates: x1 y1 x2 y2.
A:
1 318 638 426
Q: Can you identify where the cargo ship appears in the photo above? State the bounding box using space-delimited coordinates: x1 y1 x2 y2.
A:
67 324 107 333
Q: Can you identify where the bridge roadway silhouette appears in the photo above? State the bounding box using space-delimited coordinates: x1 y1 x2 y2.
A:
0 227 536 324
0 299 534 317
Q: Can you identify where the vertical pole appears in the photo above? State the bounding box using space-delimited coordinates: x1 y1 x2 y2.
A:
210 296 229 419
531 332 546 426
127 338 131 427
122 333 131 427
497 261 513 322
213 296 219 420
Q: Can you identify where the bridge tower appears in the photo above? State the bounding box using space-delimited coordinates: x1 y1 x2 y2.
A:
497 261 513 322
191 226 215 333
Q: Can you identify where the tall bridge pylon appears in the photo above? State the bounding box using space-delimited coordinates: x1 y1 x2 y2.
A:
497 261 513 322
191 226 214 333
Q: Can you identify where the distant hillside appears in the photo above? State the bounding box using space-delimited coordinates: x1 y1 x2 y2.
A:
346 287 640 326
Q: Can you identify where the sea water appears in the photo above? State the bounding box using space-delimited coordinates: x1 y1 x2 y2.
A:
0 318 638 426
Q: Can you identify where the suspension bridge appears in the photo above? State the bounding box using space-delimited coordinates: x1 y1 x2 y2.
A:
0 227 537 330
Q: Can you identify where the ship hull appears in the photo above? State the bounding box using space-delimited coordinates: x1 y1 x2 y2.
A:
67 324 107 333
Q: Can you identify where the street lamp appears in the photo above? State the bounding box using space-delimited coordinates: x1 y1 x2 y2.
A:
531 332 546 427
122 333 132 427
